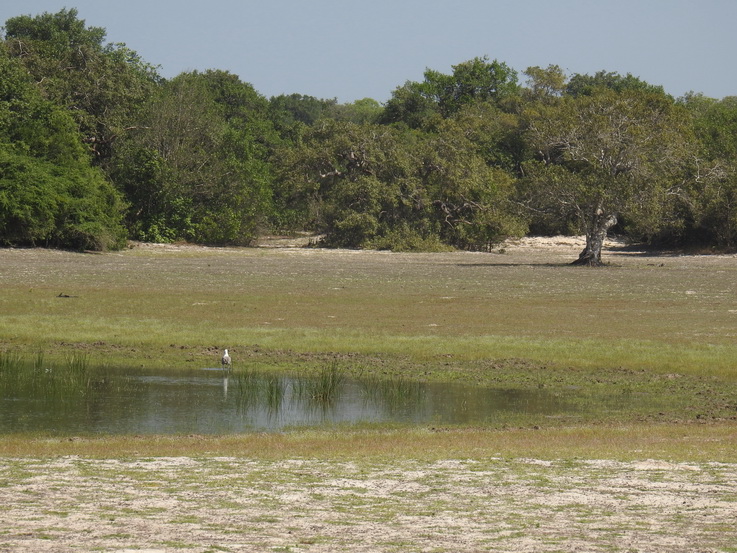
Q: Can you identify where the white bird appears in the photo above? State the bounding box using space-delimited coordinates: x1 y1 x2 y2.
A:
221 349 231 370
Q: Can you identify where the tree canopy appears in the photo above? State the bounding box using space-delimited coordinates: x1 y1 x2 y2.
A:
0 41 126 249
522 88 693 264
1 8 734 259
382 56 519 128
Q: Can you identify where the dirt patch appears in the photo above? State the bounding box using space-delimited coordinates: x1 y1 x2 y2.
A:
1 456 735 552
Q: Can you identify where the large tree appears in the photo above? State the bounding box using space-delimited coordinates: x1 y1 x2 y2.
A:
523 87 692 265
3 8 158 166
0 44 126 250
277 118 522 251
566 70 668 98
276 120 420 247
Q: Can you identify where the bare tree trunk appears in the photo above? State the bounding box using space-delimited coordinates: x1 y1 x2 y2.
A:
572 210 618 266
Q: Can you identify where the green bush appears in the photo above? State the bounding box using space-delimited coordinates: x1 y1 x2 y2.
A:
369 224 452 252
0 145 126 250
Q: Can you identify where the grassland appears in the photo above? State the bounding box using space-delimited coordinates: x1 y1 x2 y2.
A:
1 237 736 420
1 236 736 433
1 237 736 373
1 237 736 551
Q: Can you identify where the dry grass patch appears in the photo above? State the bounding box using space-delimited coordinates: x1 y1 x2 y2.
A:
2 423 736 463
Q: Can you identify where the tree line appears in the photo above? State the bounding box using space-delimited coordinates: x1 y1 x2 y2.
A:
1 9 735 264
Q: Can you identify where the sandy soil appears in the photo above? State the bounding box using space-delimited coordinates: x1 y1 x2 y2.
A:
136 234 623 254
1 455 735 552
136 233 737 263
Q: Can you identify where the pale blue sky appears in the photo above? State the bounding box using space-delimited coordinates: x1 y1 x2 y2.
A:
2 1 735 102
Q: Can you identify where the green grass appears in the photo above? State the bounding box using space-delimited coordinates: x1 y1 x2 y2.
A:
0 244 736 459
1 423 736 463
1 246 735 378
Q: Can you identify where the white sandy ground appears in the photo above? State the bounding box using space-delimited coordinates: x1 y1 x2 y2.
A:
189 234 622 253
141 233 737 262
1 455 736 552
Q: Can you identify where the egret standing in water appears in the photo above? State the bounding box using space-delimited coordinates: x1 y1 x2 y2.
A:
221 349 231 399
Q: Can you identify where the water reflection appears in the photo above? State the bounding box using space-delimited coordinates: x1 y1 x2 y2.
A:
1 367 573 435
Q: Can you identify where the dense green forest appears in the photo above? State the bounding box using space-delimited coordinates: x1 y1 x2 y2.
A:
1 9 735 263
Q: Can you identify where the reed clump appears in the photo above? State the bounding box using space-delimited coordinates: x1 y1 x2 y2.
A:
233 363 349 414
301 362 346 404
359 374 425 407
233 369 287 414
0 351 93 401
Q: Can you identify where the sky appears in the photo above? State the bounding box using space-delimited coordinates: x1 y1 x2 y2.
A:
2 0 736 103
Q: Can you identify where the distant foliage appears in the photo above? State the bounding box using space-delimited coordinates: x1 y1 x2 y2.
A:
277 120 523 250
0 147 127 250
111 71 276 245
1 9 735 253
382 56 519 128
680 95 737 248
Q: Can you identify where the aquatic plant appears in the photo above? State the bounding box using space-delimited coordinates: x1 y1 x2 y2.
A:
263 374 286 413
232 368 259 411
233 369 287 415
303 363 346 405
0 351 28 396
359 374 425 408
0 351 117 402
0 351 23 377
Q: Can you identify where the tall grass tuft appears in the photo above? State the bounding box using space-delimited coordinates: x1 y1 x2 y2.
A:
62 353 91 391
359 374 425 409
0 351 23 374
33 351 45 373
0 351 25 393
0 351 95 401
233 368 260 411
233 368 287 415
303 362 346 405
263 374 286 413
